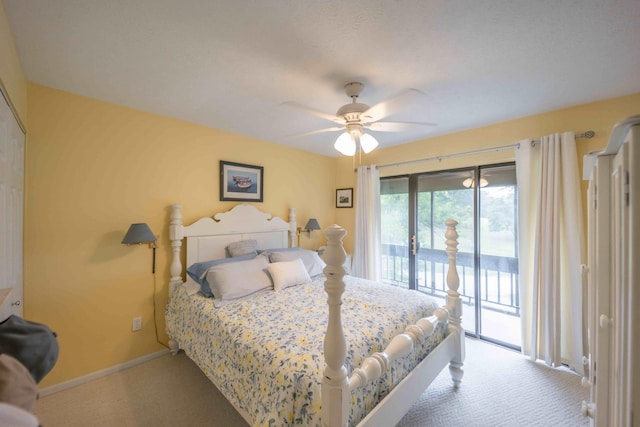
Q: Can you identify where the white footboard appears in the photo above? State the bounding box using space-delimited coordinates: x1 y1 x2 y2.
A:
321 220 464 427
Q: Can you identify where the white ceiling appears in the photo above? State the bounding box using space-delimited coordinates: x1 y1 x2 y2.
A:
4 0 640 157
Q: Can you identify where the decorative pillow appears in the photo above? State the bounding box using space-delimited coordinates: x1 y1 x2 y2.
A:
267 258 311 291
205 256 272 301
226 239 258 257
186 252 257 297
269 249 326 278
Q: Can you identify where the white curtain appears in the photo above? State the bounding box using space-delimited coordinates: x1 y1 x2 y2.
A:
516 132 586 374
352 165 381 281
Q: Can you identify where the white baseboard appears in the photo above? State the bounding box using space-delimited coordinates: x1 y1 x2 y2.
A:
39 349 170 397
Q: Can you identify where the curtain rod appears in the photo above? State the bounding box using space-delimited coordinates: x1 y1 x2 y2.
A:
372 130 595 170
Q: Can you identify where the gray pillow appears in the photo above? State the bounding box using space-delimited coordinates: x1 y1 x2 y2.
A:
226 239 258 257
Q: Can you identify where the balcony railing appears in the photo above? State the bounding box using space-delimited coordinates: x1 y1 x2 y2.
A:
382 244 520 316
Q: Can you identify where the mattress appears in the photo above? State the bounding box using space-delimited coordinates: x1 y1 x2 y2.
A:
165 275 446 426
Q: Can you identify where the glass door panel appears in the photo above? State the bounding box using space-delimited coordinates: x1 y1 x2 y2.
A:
478 165 521 347
380 176 410 289
415 170 476 333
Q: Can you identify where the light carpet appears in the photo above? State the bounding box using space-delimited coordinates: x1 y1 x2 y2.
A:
34 338 589 426
397 338 589 426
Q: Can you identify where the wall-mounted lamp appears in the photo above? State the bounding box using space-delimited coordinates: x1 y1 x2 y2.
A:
297 218 321 247
122 223 157 273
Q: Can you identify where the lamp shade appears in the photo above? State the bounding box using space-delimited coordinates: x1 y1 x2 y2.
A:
304 218 321 231
334 132 356 156
334 131 379 156
359 133 379 153
122 223 156 244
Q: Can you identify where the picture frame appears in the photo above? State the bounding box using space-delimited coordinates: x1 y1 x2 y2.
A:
336 188 353 208
220 160 264 202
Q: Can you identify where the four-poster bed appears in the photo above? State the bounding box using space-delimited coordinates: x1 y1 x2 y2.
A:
165 203 464 426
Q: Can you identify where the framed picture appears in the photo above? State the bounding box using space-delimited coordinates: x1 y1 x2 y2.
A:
336 188 353 208
220 160 264 202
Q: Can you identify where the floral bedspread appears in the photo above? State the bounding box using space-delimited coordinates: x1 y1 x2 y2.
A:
165 275 446 426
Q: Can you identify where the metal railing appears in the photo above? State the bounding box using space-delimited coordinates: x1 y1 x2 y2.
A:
382 244 520 316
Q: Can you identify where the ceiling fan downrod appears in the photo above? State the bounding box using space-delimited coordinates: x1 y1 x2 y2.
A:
336 82 370 119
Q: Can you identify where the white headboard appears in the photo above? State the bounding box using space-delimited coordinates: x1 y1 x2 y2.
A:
168 203 297 295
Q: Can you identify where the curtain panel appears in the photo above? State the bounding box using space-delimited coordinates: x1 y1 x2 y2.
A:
352 166 381 281
516 132 586 374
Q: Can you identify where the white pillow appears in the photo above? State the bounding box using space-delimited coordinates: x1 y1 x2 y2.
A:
205 256 272 301
267 258 311 291
269 249 326 278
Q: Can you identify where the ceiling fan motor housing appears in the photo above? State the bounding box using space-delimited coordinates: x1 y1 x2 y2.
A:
336 104 369 120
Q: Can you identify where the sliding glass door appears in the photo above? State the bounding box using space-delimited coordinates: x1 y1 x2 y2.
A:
380 176 411 288
380 164 520 349
414 170 476 333
477 165 520 347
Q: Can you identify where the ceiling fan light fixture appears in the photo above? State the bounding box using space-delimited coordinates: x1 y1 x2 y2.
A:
360 133 379 153
334 132 356 156
462 177 489 188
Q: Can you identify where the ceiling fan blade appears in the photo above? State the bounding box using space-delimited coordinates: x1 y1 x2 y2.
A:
361 89 426 122
281 101 342 123
286 126 344 139
365 121 437 132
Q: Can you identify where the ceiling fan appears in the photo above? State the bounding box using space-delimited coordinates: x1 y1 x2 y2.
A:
285 82 436 156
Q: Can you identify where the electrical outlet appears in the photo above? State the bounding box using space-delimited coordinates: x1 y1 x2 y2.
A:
132 316 142 332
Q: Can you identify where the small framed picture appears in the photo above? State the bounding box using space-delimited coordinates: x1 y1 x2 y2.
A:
220 161 264 202
336 188 353 208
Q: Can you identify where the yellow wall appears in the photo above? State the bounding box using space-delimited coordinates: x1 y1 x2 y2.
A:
25 84 337 386
0 1 27 125
368 93 640 175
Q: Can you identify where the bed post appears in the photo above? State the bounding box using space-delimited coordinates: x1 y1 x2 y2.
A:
169 204 184 295
321 225 349 427
289 207 297 248
445 219 464 387
167 204 185 355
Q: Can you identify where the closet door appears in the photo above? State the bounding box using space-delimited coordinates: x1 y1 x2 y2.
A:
0 93 24 321
610 141 630 427
630 126 640 427
585 155 613 425
615 126 640 427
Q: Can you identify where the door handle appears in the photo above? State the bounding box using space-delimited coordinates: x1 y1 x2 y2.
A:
599 314 612 328
411 235 417 255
